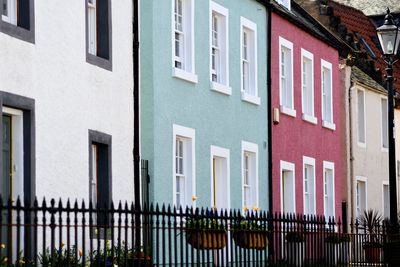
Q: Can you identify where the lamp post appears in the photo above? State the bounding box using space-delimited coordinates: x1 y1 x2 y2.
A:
376 8 400 232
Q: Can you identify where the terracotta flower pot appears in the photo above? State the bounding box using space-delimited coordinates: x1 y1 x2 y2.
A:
364 247 382 263
233 230 268 250
186 229 227 250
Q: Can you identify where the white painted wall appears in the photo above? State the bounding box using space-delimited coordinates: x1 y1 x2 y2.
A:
0 0 134 204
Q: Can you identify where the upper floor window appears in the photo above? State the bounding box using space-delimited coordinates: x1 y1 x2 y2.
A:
209 2 230 95
301 49 316 124
172 0 197 83
242 141 258 209
173 124 195 209
381 97 388 150
357 89 366 146
0 0 34 43
240 17 259 105
321 60 335 130
86 0 112 70
279 37 295 117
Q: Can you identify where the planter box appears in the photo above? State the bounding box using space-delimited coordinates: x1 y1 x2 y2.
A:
232 230 268 250
186 229 227 250
285 242 305 266
325 242 350 265
365 247 382 263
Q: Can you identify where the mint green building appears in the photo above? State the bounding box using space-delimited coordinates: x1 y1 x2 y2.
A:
140 0 268 212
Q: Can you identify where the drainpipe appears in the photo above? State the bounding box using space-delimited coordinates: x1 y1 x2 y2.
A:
348 80 355 223
133 0 141 247
267 0 273 213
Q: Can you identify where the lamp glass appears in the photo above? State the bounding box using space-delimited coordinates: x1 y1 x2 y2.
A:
377 27 400 55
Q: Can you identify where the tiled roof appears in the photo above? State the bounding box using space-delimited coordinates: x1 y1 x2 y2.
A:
331 0 400 16
351 66 386 94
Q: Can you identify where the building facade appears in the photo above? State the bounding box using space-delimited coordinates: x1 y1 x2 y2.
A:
140 0 269 211
0 0 135 205
270 1 342 219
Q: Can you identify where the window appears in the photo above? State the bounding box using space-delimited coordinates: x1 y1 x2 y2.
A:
323 161 335 219
241 141 258 209
281 161 295 214
321 60 335 130
279 37 295 117
301 49 316 124
209 2 230 95
357 89 366 145
86 0 112 70
240 17 259 105
383 182 389 219
210 146 230 211
173 124 195 209
303 157 315 215
381 98 388 149
172 0 197 83
356 177 367 219
0 0 34 43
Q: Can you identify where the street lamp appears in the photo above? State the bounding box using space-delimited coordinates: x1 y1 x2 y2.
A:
376 8 400 232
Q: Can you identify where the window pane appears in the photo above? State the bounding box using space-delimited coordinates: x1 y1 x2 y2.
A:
382 99 388 148
357 90 365 143
2 0 7 16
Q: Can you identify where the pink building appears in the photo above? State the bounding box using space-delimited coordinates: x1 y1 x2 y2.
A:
270 1 342 219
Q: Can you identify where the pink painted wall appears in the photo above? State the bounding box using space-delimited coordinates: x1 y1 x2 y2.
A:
271 13 342 218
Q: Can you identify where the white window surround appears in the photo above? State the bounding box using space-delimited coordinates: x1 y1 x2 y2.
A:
280 160 296 214
356 87 366 148
241 141 259 209
2 0 17 25
303 156 316 215
356 176 367 218
210 145 230 211
240 16 260 106
381 96 389 152
209 1 231 96
301 49 317 125
321 59 335 130
171 0 198 84
382 181 389 219
279 37 295 117
172 124 196 208
323 161 335 219
276 0 291 10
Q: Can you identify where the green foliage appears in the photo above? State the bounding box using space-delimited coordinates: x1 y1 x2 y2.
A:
186 214 227 232
359 209 383 248
231 216 265 231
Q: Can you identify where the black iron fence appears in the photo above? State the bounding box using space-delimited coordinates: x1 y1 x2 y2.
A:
0 198 393 266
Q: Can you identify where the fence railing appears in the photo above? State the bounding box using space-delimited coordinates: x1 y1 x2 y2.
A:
0 197 392 266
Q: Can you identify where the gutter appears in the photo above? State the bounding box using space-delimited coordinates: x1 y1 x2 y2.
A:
133 0 141 247
348 80 355 223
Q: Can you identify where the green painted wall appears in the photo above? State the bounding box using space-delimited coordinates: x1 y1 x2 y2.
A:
140 0 269 211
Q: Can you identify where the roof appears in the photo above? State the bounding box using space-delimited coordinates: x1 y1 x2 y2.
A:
351 66 386 94
331 0 400 16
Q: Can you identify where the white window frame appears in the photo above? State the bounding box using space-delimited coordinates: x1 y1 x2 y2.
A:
323 161 335 219
172 124 196 209
209 1 231 95
356 176 367 219
276 0 291 10
303 156 316 215
241 141 259 209
382 181 389 219
210 145 230 211
240 16 260 105
88 0 97 56
301 49 316 124
356 88 366 147
321 59 335 130
171 0 198 84
279 37 296 117
381 96 389 152
280 160 296 214
1 0 17 25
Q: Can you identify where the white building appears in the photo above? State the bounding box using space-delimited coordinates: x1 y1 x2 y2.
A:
0 0 135 206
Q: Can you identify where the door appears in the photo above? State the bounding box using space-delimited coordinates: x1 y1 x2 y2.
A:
2 115 12 255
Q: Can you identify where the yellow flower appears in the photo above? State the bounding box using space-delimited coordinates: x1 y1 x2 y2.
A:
79 250 83 257
253 206 259 211
3 257 7 262
244 206 249 212
0 244 5 249
95 229 98 235
19 260 25 264
192 196 198 201
106 241 110 247
61 242 65 247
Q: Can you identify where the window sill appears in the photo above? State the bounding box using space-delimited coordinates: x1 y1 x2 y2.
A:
322 120 336 131
302 113 317 125
382 147 388 152
280 106 296 117
87 53 112 71
172 68 198 84
241 92 260 105
0 20 35 44
210 82 232 96
357 142 366 148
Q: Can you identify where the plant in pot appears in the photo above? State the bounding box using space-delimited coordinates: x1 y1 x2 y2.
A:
324 233 352 264
285 231 306 266
359 209 383 263
185 213 227 250
231 213 268 250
